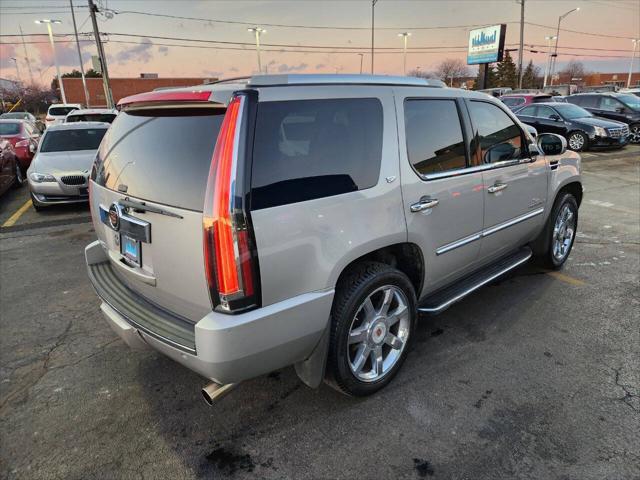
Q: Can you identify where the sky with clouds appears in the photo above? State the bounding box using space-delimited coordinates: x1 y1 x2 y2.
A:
0 0 638 86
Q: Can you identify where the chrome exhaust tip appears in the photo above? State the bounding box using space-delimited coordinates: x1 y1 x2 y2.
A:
201 382 237 406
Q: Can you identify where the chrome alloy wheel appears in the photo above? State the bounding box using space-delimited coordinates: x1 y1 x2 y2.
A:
347 285 410 382
552 204 576 262
629 125 640 144
568 132 585 151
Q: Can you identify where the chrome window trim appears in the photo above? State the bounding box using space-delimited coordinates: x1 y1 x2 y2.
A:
421 157 532 181
435 207 544 255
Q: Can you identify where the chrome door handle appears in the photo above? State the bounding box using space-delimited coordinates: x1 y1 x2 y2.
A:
488 183 508 194
410 198 439 212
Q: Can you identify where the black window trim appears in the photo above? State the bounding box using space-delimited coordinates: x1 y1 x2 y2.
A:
403 96 472 182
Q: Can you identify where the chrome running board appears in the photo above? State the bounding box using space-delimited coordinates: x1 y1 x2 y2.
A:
418 247 532 315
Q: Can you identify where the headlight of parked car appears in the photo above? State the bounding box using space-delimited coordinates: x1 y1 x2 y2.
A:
29 172 56 183
593 126 607 137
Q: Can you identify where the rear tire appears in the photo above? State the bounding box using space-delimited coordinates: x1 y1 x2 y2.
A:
629 123 640 144
567 131 588 151
325 262 416 396
12 163 24 188
532 193 578 270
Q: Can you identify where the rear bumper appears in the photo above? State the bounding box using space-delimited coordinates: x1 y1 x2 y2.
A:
85 240 333 384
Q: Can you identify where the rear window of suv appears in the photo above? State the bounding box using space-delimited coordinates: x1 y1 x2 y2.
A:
93 108 225 211
49 107 78 116
250 98 383 210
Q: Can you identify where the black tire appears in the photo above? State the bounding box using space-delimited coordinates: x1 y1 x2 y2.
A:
567 131 588 152
531 192 578 270
30 194 43 212
325 262 417 396
629 123 640 144
12 162 24 188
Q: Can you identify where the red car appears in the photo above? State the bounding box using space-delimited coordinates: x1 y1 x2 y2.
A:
0 119 41 174
0 138 24 196
499 93 553 112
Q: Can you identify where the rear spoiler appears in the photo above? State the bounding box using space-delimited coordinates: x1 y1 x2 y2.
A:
117 86 245 111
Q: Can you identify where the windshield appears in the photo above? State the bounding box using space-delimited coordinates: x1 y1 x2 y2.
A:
616 94 640 110
49 107 78 116
0 123 21 135
40 128 108 152
554 104 592 120
1 112 29 120
66 114 116 123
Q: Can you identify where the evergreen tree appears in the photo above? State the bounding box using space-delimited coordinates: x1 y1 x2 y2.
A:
521 60 541 89
496 51 517 88
473 64 498 89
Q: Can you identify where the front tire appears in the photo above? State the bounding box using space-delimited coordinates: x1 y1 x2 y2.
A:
629 123 640 144
532 193 578 270
12 163 25 188
567 131 588 151
325 262 416 396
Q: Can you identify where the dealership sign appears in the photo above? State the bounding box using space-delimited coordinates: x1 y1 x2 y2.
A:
467 24 507 65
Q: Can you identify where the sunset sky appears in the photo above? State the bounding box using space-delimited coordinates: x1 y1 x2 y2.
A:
1 0 639 86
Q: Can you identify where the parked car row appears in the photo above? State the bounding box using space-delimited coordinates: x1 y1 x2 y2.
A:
500 91 640 150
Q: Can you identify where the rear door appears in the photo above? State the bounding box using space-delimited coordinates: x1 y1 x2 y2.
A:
91 104 226 321
466 99 548 262
397 90 484 296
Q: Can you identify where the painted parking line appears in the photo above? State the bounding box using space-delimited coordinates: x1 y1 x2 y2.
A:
1 200 32 228
547 271 586 286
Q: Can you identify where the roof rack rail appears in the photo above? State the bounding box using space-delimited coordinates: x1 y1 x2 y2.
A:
248 74 446 88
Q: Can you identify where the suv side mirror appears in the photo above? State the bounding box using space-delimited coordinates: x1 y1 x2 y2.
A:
537 133 567 156
550 114 561 121
615 106 626 114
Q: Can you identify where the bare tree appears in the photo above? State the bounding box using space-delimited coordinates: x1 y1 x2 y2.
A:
560 60 586 81
408 68 436 79
434 58 470 86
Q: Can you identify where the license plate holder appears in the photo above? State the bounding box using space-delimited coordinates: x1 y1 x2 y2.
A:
120 234 142 267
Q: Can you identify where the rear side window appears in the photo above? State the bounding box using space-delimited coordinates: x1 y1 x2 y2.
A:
67 114 116 123
49 107 78 116
571 96 598 108
251 98 383 210
404 99 467 176
40 128 107 152
0 123 21 135
468 101 524 164
518 105 537 116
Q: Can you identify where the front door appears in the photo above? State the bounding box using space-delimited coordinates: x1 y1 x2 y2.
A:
397 93 484 297
466 100 548 261
534 105 568 137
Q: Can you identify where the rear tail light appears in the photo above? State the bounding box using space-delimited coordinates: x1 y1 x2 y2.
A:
15 139 29 148
46 116 54 122
203 94 260 313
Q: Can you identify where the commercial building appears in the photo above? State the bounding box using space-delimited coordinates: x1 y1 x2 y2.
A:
60 75 218 107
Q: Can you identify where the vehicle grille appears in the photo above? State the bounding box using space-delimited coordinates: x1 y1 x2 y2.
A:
608 126 629 138
61 174 86 186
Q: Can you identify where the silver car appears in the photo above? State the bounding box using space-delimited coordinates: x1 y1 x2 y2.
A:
85 75 582 404
28 122 109 210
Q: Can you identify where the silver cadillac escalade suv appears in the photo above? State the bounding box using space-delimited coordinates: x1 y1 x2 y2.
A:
85 75 582 403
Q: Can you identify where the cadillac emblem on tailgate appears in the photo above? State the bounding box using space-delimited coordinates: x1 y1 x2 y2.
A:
108 203 120 231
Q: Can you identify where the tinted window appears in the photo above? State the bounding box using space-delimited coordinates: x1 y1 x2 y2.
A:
468 101 524 164
600 97 624 112
251 98 383 210
67 114 117 123
537 106 557 119
518 105 537 116
404 99 466 176
501 97 525 107
94 109 224 211
570 96 598 108
0 123 21 135
617 94 640 109
554 104 592 119
49 107 78 116
41 128 108 152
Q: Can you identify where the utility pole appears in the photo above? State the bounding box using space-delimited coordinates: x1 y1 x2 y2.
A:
371 0 378 74
88 0 114 108
35 19 66 103
70 0 90 106
398 32 411 75
517 0 525 89
550 7 579 86
628 39 639 88
19 25 35 86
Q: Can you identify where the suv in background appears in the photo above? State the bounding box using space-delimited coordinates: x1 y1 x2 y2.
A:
45 103 82 126
65 108 118 124
566 93 640 143
85 75 582 403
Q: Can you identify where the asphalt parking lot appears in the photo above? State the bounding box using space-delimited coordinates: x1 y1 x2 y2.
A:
1 146 639 480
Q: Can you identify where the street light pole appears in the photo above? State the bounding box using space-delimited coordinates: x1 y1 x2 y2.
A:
398 32 411 75
70 0 90 107
358 53 364 74
550 7 579 86
543 35 557 88
371 0 379 74
517 0 525 89
248 27 266 74
10 58 21 86
35 19 66 103
628 39 639 88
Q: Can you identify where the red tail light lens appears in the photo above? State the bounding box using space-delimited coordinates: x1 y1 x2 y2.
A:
203 94 260 312
15 139 29 148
